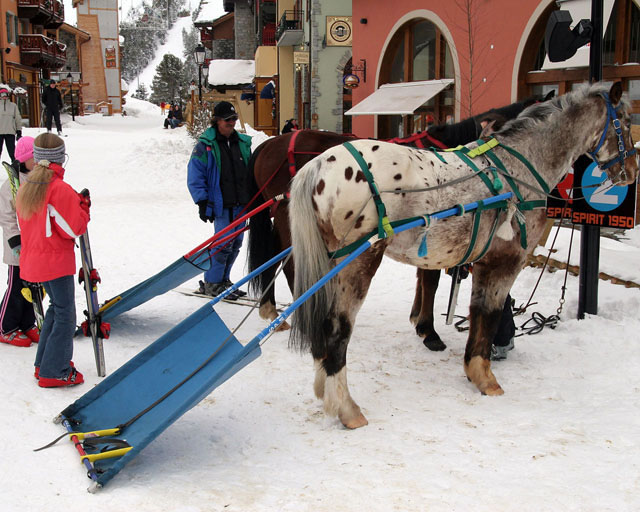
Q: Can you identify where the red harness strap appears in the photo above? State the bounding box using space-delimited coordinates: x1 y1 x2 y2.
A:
287 129 302 177
385 131 448 150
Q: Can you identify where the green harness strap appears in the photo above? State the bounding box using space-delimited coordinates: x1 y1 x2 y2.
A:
343 141 394 239
482 143 547 250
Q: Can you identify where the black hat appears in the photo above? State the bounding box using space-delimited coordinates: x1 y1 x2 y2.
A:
214 101 237 120
49 79 56 84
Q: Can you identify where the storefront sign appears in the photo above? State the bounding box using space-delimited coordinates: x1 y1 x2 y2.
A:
547 155 636 228
105 47 116 68
293 51 309 65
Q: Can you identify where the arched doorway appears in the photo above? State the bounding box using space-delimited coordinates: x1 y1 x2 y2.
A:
377 18 455 139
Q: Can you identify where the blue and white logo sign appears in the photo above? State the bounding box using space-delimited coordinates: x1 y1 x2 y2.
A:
581 161 628 212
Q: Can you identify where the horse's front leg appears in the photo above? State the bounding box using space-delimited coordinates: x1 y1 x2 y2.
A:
410 268 446 351
463 258 520 395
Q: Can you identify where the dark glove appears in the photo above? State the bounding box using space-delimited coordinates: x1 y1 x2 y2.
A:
78 188 91 214
8 235 20 258
198 200 214 223
16 130 21 140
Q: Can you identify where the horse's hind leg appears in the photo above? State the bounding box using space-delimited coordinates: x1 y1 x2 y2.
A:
410 269 446 351
463 258 520 395
313 244 386 429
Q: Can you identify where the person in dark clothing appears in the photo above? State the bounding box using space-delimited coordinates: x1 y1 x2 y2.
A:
164 104 183 129
187 101 252 298
41 80 63 136
282 118 298 133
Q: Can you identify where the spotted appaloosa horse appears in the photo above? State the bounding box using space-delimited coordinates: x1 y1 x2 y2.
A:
247 94 550 337
289 82 637 428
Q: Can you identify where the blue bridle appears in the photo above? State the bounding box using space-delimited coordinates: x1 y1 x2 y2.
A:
587 92 637 183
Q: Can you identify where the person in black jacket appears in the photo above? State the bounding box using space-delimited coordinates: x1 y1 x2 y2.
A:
41 80 63 136
282 118 298 133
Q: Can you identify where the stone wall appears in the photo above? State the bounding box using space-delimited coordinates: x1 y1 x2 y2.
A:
212 40 235 59
234 0 256 59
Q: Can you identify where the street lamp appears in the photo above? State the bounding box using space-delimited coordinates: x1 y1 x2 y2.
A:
66 72 75 121
194 43 206 103
202 63 209 100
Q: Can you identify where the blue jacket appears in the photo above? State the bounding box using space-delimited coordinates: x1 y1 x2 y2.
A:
187 126 252 219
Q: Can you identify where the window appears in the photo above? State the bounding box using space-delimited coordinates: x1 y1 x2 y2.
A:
6 13 13 45
378 18 454 138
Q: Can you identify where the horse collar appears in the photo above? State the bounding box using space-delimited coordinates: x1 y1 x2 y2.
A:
587 92 637 183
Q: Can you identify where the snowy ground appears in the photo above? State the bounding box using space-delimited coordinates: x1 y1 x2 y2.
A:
1 99 639 511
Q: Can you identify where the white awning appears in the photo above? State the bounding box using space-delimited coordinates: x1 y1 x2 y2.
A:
345 79 454 116
542 0 615 70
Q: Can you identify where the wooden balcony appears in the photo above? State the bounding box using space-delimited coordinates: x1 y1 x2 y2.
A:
17 0 65 28
19 34 67 69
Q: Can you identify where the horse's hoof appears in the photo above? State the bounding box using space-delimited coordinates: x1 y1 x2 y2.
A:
481 384 504 396
423 335 446 351
275 320 291 331
341 413 368 429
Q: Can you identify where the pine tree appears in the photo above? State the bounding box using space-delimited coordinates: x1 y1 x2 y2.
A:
182 25 200 84
150 54 187 105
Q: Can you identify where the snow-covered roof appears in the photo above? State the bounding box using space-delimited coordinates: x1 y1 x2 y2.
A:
207 59 254 86
194 0 227 24
121 79 129 93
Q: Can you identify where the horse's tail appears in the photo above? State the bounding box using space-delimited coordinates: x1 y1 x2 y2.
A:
246 143 277 297
289 158 334 354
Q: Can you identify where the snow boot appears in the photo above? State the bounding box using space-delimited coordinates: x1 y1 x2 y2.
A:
24 326 40 343
491 337 515 361
38 366 84 388
223 280 246 298
0 329 31 347
35 360 74 380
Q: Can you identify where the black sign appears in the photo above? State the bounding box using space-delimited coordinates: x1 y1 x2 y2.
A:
547 155 636 228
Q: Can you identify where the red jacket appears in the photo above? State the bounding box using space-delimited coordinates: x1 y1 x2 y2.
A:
17 165 89 282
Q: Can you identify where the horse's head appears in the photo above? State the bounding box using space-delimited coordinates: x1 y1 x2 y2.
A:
588 82 638 185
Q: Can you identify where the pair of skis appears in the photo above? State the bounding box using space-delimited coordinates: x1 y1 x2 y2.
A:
77 189 110 377
3 161 47 330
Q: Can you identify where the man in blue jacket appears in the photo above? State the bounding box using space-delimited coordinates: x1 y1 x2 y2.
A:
187 101 252 298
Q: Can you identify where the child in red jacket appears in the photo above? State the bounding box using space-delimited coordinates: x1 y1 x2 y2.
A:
16 133 90 387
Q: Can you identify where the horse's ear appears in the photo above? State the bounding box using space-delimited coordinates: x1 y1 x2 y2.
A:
609 82 623 105
543 90 555 101
479 120 497 138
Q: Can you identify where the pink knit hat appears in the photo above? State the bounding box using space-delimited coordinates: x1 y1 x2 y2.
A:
14 136 34 163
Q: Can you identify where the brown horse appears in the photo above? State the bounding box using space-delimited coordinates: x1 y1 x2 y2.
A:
289 82 637 428
247 95 550 336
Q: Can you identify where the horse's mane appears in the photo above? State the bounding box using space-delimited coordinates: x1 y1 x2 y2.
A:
496 83 629 138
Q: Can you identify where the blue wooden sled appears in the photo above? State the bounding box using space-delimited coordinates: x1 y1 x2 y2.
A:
99 249 211 322
56 193 512 491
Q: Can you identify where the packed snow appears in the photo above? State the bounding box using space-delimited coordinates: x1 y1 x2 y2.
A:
1 98 640 511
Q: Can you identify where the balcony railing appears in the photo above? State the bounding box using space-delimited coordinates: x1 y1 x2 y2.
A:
262 23 276 46
275 10 303 46
19 34 67 69
17 0 64 28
